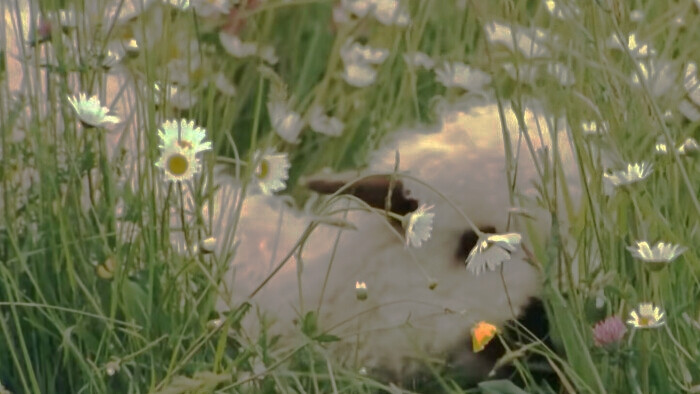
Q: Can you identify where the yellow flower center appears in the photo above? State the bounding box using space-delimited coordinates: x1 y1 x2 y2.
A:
256 159 269 179
167 153 189 175
638 316 651 327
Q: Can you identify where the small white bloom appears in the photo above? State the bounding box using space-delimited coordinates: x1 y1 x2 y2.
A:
684 62 700 107
627 241 687 263
168 86 198 110
342 63 379 87
164 0 190 10
105 360 120 376
199 236 217 254
434 61 492 92
355 281 368 300
631 59 675 97
220 32 258 58
67 93 121 128
192 0 230 18
603 162 653 187
308 106 344 137
678 137 699 155
372 0 410 26
259 45 279 65
341 41 389 65
502 63 538 84
484 21 549 58
678 100 700 122
342 0 373 17
581 120 608 136
341 0 410 26
253 149 291 195
465 232 522 276
403 51 435 70
627 303 666 328
214 72 237 96
630 10 645 22
654 140 668 155
403 204 435 248
607 33 656 58
543 0 580 19
267 101 304 143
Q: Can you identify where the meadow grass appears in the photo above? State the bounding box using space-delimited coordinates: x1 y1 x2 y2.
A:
1 0 699 393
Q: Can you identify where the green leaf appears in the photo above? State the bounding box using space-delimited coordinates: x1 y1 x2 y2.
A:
478 379 530 394
313 333 340 343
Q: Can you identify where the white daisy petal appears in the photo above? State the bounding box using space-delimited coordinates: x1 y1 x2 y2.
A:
67 93 121 128
603 162 653 187
465 232 522 275
267 101 304 143
403 204 435 248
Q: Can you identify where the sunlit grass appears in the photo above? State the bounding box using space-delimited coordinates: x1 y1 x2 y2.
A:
1 0 699 393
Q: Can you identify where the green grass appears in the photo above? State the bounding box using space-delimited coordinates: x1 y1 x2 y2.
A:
1 0 699 392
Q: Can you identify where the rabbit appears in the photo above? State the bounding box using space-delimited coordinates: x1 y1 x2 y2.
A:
217 98 581 389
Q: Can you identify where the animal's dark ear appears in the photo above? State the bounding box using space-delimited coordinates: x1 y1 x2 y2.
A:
455 226 497 262
305 174 419 216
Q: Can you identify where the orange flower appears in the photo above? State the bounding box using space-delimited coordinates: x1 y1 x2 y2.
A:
472 321 498 352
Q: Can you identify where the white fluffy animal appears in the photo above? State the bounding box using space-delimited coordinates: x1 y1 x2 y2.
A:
215 100 580 387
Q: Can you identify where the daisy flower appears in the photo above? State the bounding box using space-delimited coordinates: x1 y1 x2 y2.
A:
155 119 211 182
607 33 656 58
402 204 435 248
627 241 687 264
214 72 237 96
340 40 389 87
581 120 608 136
192 0 231 18
678 137 699 156
219 32 258 58
402 51 435 70
471 321 498 352
341 0 410 26
253 149 291 195
434 61 492 92
465 232 522 276
355 281 368 301
308 106 344 137
592 316 627 347
164 0 190 10
267 101 304 143
603 162 653 187
684 62 700 106
67 93 121 128
627 303 665 329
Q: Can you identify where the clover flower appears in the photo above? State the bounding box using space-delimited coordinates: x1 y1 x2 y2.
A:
267 101 304 143
253 149 291 195
592 316 627 347
603 162 653 187
627 303 666 329
402 204 435 248
465 232 522 276
67 93 121 128
434 61 492 93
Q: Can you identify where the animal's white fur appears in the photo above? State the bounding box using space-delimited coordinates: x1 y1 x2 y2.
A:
216 100 580 380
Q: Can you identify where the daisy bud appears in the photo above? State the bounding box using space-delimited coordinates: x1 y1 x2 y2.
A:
355 281 368 301
199 236 217 254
